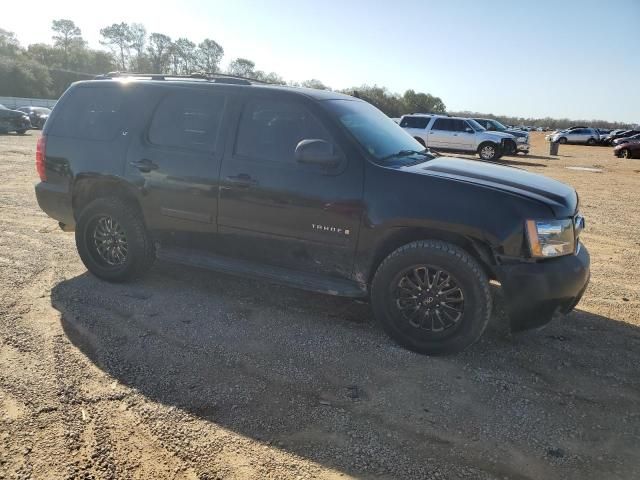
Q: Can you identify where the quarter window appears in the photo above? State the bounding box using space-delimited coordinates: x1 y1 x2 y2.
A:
399 116 430 129
235 98 330 163
149 90 225 152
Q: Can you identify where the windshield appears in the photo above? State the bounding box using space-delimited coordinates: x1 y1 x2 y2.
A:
467 119 486 132
488 119 507 131
324 99 431 162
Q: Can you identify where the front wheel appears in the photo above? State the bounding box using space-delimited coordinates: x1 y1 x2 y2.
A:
620 148 631 159
477 142 501 161
371 240 492 355
558 137 568 144
75 197 155 282
587 138 596 146
16 129 26 135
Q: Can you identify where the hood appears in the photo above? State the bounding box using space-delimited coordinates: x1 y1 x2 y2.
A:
402 157 577 217
505 128 527 138
483 131 515 140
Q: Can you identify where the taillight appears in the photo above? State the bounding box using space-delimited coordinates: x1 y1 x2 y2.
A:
36 135 46 181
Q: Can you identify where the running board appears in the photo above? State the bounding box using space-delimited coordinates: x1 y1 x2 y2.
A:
157 246 368 298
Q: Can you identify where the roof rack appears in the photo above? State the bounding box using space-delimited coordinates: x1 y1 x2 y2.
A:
94 71 271 86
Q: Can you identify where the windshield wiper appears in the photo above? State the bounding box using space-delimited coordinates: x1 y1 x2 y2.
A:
380 149 432 162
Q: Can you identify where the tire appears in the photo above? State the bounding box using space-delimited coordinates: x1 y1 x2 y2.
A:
477 142 501 161
370 240 492 355
414 137 426 147
16 129 26 135
587 138 596 146
75 197 155 282
620 149 631 159
558 137 568 144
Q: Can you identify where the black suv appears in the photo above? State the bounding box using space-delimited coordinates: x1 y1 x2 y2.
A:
35 74 590 354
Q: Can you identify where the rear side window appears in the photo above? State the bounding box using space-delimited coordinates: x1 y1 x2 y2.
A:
399 116 430 129
51 87 125 141
432 118 454 131
235 98 330 163
149 90 225 152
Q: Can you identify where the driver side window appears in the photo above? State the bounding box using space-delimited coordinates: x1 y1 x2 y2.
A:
235 98 331 164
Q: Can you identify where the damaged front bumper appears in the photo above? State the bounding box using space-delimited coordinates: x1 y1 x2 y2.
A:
495 243 590 331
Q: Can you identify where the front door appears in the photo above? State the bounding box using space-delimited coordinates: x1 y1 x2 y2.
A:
217 94 364 279
125 87 228 248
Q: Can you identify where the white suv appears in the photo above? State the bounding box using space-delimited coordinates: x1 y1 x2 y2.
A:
399 114 517 161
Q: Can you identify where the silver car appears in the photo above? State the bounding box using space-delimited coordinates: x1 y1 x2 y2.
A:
551 128 600 145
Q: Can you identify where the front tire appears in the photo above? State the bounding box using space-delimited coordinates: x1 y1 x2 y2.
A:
75 197 155 282
587 138 596 146
620 148 631 159
16 129 26 135
478 142 501 161
558 137 568 144
371 240 492 355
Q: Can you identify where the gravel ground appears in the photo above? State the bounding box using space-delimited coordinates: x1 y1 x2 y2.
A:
1 132 639 480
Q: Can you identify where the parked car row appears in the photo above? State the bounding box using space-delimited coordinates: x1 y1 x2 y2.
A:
399 114 528 161
0 104 51 134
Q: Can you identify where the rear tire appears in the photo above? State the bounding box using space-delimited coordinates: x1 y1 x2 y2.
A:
414 137 426 147
75 197 155 282
370 240 491 355
587 138 596 146
16 129 26 135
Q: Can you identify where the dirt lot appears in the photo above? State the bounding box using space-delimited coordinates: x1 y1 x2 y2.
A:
1 132 639 480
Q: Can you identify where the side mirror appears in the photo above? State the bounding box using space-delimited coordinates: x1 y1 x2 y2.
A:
295 139 341 167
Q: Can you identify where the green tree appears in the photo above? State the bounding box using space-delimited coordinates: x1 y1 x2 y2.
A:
227 58 255 77
301 79 329 90
147 33 172 73
402 89 446 114
197 38 224 73
0 28 21 57
173 38 196 73
0 56 52 97
51 19 83 68
129 23 147 71
100 22 133 70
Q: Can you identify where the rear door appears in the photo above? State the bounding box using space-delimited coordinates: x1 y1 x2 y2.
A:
216 93 364 279
399 116 430 143
125 86 229 248
428 118 454 148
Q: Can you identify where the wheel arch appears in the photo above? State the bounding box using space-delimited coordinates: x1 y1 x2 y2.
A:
364 226 497 286
72 175 143 221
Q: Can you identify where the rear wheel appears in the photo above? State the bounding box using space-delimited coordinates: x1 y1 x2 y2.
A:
16 129 26 135
478 142 501 161
414 137 426 147
587 138 596 146
371 240 491 355
75 197 155 282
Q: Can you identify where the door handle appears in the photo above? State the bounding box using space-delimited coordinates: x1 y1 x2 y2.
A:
225 174 258 188
130 159 159 172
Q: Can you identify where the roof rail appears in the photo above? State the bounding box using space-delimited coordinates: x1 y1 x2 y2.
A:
93 71 271 86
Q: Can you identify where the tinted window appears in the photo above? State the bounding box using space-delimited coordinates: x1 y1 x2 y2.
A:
51 86 125 141
399 116 430 129
235 98 330 163
149 90 225 152
432 118 453 131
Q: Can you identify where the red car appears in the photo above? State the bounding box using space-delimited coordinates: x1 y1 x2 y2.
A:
614 141 640 159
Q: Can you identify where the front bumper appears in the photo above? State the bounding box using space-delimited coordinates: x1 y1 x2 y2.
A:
495 243 590 331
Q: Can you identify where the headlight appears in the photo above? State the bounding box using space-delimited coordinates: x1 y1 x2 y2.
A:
525 219 575 258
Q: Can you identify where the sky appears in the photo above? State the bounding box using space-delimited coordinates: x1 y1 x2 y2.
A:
3 0 639 123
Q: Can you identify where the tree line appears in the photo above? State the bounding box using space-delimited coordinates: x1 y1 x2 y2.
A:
0 20 632 128
0 19 447 116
